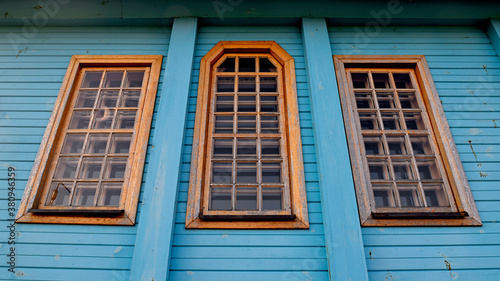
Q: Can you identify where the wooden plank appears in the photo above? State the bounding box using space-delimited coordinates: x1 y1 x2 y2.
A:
128 18 197 281
303 18 369 281
169 271 328 281
487 19 500 59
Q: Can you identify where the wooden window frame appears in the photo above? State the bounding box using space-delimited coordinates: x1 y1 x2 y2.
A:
16 55 163 225
186 41 308 229
334 55 481 227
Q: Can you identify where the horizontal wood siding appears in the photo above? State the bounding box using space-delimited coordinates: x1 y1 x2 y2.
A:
0 26 170 280
169 26 328 281
329 26 500 280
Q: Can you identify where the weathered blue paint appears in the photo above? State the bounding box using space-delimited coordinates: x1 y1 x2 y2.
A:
129 18 197 281
168 25 328 281
488 19 500 59
329 25 500 280
302 18 368 281
0 26 169 280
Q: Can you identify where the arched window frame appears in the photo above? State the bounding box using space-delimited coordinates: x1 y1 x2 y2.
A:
186 41 308 229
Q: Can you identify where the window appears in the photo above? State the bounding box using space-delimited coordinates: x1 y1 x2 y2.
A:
16 55 163 225
186 41 308 229
334 55 481 226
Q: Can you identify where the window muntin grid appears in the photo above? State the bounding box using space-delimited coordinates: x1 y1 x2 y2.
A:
203 54 291 216
348 69 454 211
40 68 148 209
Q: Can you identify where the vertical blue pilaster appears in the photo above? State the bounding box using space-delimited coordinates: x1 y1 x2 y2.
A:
487 19 500 59
129 17 198 281
301 18 369 281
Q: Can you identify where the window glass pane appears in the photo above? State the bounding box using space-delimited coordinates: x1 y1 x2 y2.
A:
215 115 234 134
381 112 401 130
260 77 277 92
218 57 235 72
355 92 374 109
398 92 418 109
358 111 379 130
46 182 73 206
364 136 384 155
98 182 123 206
210 187 232 210
398 185 421 207
423 184 449 207
238 115 256 133
120 90 141 108
351 73 369 88
81 72 103 88
80 157 104 179
236 188 257 210
261 139 280 157
262 162 281 183
237 163 257 183
98 91 119 108
212 162 232 184
86 134 109 154
53 157 79 179
115 110 137 129
261 115 279 134
372 73 390 89
368 159 390 180
262 187 282 210
377 92 396 109
213 139 233 158
372 184 395 207
124 71 145 88
61 134 86 154
410 136 433 155
237 139 257 158
92 109 114 129
259 58 276 72
393 73 413 89
417 159 441 180
392 159 415 180
72 182 97 206
260 95 278 112
75 91 98 108
238 77 256 92
404 112 425 130
216 95 234 112
103 71 124 88
217 77 235 92
69 110 91 129
387 136 408 155
104 157 127 179
109 134 132 154
238 58 255 72
238 95 256 112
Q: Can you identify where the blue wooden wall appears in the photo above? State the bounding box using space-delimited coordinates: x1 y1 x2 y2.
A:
168 26 328 281
0 26 170 280
329 25 500 280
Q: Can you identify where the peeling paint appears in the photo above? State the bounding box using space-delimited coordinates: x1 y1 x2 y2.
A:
33 5 43 10
221 233 228 238
482 64 488 74
4 12 8 19
114 246 122 253
54 255 60 260
15 271 24 277
187 271 194 275
369 251 374 260
493 120 497 128
468 90 474 95
468 128 481 135
480 172 488 177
